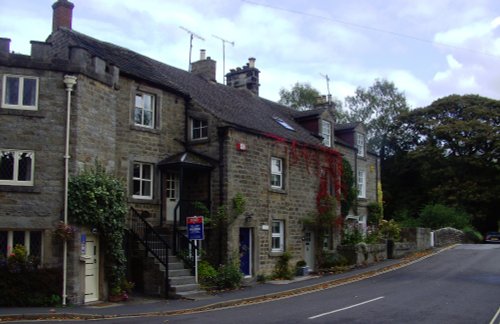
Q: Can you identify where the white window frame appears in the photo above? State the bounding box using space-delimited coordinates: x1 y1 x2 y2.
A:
271 220 284 252
132 162 153 199
2 75 39 110
0 230 43 261
270 157 283 189
321 120 332 147
190 118 208 140
356 133 365 157
357 169 366 198
0 149 34 186
134 92 155 128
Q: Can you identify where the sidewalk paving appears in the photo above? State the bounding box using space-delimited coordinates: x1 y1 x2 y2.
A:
0 248 446 321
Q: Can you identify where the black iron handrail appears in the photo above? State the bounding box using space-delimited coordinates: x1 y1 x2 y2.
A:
129 207 170 297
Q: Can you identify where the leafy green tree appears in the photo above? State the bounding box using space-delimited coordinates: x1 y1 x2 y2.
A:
279 82 321 111
345 79 410 156
383 94 500 233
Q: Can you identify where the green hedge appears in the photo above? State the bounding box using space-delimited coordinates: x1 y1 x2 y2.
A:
0 267 62 306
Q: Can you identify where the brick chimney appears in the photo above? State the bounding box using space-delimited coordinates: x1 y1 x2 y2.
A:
52 0 74 32
226 57 260 95
191 49 217 82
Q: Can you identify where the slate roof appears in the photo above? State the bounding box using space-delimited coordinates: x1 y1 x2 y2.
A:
334 122 361 131
50 28 323 146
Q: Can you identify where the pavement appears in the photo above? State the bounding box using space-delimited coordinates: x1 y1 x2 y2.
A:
0 247 448 322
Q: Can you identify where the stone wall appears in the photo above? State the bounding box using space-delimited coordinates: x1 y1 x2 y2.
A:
224 129 327 275
337 243 386 265
401 227 432 250
434 227 466 247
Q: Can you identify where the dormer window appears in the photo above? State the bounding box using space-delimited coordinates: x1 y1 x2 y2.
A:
321 120 332 147
190 118 208 140
356 133 365 157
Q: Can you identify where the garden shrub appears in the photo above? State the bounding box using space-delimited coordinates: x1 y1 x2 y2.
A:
0 246 62 306
198 260 243 290
272 251 293 280
320 252 348 268
341 223 364 245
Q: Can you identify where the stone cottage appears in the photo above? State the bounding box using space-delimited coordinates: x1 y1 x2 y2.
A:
0 0 379 304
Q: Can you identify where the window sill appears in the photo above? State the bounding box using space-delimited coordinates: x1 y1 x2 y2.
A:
130 124 160 134
0 185 41 193
189 138 209 145
0 109 45 118
269 188 287 194
128 197 160 205
269 251 284 257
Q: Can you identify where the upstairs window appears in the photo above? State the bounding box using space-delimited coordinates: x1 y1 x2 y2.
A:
0 150 34 186
190 118 208 140
270 157 283 189
132 162 153 199
357 169 366 198
356 133 365 157
321 120 332 147
134 93 155 128
2 75 39 110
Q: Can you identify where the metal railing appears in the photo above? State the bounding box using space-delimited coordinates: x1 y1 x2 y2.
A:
129 207 170 297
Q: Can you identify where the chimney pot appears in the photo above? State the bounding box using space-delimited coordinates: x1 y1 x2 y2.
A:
248 57 256 68
52 0 75 32
0 38 11 55
200 49 206 60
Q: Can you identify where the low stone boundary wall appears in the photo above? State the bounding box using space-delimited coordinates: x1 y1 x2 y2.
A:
433 227 466 247
337 227 432 266
337 243 386 266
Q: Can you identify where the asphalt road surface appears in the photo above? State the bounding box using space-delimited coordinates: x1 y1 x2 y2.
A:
51 244 500 324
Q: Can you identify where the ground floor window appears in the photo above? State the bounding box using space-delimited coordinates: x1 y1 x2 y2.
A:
0 230 42 261
271 220 284 252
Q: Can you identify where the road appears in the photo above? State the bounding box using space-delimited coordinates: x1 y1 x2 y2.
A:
54 244 500 323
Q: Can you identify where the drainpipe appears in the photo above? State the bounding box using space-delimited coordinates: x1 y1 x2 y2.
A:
62 75 77 306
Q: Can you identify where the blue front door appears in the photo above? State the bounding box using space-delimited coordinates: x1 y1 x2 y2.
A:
239 228 252 277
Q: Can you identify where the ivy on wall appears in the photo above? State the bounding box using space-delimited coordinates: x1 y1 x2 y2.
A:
68 163 128 293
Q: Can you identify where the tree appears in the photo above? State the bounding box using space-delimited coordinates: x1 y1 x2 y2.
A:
383 94 500 233
279 82 321 111
345 79 410 156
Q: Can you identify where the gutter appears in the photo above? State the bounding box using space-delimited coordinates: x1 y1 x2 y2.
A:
62 75 77 306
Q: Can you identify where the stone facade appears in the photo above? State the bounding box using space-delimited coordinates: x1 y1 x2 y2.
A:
1 0 381 303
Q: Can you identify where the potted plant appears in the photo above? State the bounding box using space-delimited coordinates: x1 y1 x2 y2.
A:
295 260 309 276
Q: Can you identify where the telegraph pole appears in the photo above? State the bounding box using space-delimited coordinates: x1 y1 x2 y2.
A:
180 26 205 71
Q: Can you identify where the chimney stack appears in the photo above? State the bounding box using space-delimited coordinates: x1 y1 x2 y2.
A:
191 50 217 82
226 57 260 95
52 0 74 32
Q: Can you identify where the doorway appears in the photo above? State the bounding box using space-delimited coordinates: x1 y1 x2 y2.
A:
83 233 99 303
239 228 252 277
304 231 315 271
166 172 179 222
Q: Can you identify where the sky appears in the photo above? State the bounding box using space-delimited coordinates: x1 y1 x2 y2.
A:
1 0 500 109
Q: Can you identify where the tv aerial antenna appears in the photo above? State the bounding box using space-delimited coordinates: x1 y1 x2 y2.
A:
179 26 205 71
213 35 235 84
319 73 331 103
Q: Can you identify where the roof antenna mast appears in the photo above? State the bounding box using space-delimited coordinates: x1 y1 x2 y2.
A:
319 73 332 104
180 26 205 72
213 35 235 84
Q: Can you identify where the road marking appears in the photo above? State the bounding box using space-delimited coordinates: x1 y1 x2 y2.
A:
490 306 500 324
308 296 385 320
